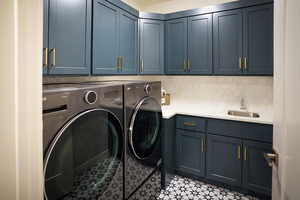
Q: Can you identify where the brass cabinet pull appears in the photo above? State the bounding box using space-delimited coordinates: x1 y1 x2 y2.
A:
237 145 241 160
201 139 205 153
244 57 248 70
43 48 48 67
117 56 120 70
188 60 191 72
244 147 247 161
121 56 124 70
239 57 242 70
140 59 144 72
50 48 56 67
183 59 187 72
183 122 196 127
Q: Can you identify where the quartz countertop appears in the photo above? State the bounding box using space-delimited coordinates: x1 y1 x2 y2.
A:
162 101 273 125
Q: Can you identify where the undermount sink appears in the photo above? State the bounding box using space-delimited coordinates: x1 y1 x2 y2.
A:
227 110 260 118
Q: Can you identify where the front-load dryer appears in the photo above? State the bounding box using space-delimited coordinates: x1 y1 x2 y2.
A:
43 83 124 200
123 81 162 199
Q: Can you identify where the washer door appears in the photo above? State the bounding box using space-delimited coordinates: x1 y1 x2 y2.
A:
44 109 123 200
129 96 162 160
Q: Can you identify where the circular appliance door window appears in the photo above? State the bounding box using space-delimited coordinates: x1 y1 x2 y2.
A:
129 97 162 160
44 109 123 200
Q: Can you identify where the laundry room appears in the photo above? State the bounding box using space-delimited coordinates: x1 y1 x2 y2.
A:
1 0 300 200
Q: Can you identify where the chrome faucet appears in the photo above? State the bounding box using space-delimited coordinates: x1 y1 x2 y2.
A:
240 97 247 110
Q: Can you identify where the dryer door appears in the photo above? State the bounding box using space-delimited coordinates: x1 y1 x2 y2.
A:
44 109 123 200
129 96 162 161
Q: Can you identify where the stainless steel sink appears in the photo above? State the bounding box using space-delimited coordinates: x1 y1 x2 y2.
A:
227 110 260 118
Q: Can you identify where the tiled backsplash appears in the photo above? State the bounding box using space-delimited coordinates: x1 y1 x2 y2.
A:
44 76 273 115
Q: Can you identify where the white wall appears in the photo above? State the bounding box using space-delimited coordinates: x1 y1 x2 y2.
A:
123 0 237 13
0 0 43 199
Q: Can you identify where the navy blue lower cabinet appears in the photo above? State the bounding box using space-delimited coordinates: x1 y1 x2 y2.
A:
162 117 176 189
206 134 242 186
243 140 272 195
176 129 205 177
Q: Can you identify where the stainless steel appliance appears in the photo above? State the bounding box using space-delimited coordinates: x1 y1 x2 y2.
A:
43 83 124 200
123 81 162 199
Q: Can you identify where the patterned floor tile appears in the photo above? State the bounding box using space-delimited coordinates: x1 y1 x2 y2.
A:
131 173 260 200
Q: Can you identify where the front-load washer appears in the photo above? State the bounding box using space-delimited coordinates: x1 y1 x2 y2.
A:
43 83 124 200
123 81 162 199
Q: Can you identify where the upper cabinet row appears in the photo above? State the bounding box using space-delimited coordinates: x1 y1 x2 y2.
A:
166 4 273 75
43 0 273 76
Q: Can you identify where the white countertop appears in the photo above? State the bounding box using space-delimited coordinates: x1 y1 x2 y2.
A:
162 102 273 125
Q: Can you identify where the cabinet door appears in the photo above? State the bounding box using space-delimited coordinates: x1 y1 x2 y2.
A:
243 4 273 75
166 18 188 74
176 129 205 177
243 140 272 195
206 135 242 186
213 10 243 75
43 0 49 75
139 19 164 74
119 10 138 74
48 0 91 75
188 14 212 74
93 0 120 75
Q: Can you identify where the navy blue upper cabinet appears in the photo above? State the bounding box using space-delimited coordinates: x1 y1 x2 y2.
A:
213 9 243 75
188 14 213 74
93 0 120 75
243 140 272 195
243 4 274 75
176 129 206 177
166 18 188 74
93 0 138 75
206 134 242 186
47 0 91 75
139 19 164 74
119 11 138 74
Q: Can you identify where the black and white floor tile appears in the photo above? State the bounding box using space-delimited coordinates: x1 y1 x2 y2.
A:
62 158 123 200
131 172 260 200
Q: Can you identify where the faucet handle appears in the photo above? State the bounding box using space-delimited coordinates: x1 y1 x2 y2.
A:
240 97 247 110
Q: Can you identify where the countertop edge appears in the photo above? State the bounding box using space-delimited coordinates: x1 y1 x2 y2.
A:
162 111 273 125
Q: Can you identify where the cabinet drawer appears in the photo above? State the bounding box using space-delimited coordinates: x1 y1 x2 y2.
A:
207 119 273 143
176 116 206 132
